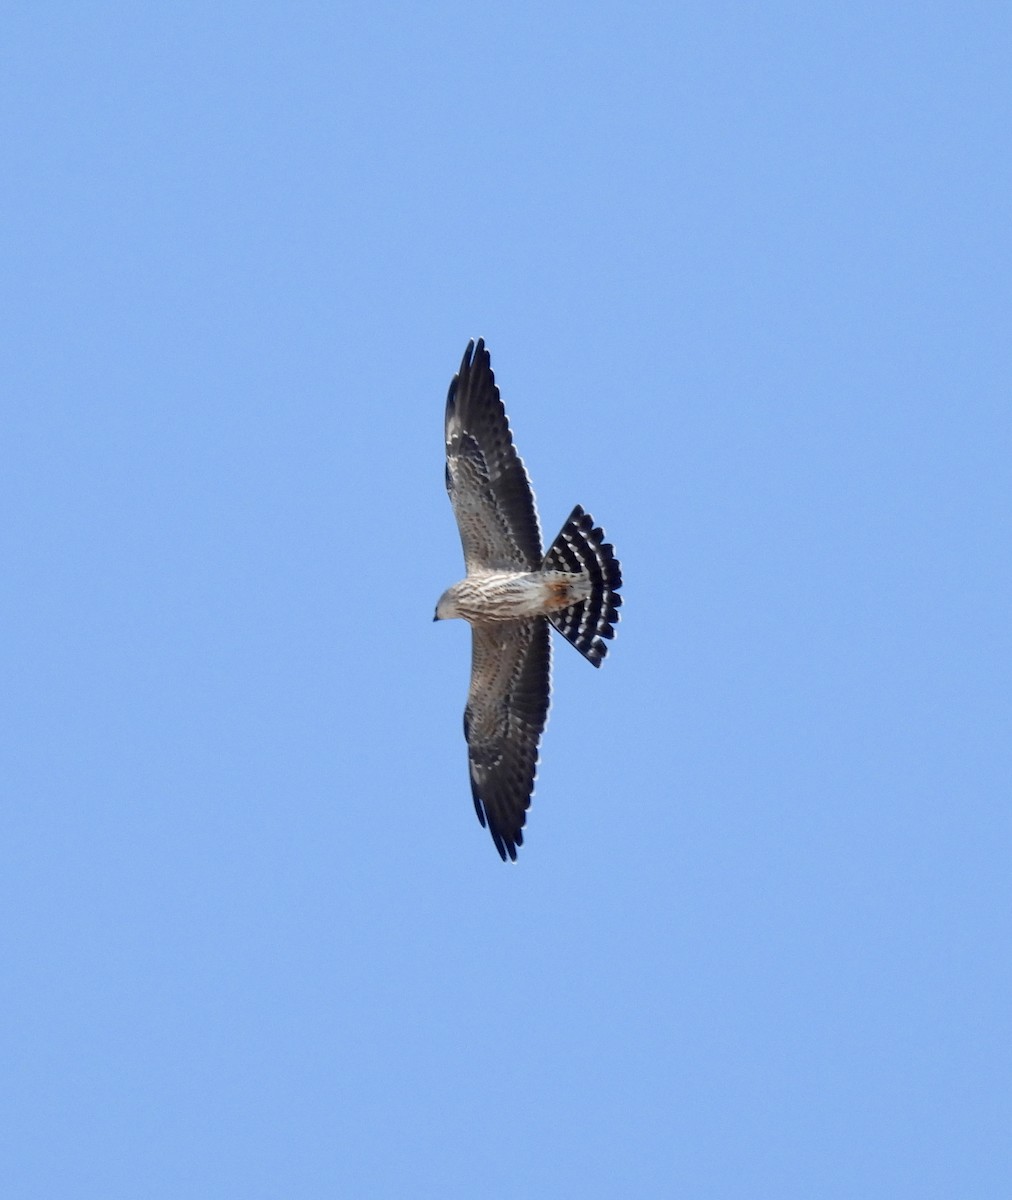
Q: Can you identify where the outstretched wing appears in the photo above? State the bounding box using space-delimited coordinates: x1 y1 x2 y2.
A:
465 618 551 861
445 339 542 571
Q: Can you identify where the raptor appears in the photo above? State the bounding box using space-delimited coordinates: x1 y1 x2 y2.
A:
435 339 622 860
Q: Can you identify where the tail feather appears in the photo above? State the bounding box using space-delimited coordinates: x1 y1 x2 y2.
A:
543 505 622 667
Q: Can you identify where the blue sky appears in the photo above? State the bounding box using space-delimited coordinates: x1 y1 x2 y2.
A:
3 3 1011 1196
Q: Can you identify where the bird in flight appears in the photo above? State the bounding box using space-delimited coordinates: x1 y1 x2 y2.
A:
435 339 622 860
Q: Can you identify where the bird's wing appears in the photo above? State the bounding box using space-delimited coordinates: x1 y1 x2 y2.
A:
445 339 542 571
465 618 551 861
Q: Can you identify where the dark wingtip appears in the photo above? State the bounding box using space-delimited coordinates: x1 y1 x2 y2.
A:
450 338 490 406
447 339 480 420
489 818 522 862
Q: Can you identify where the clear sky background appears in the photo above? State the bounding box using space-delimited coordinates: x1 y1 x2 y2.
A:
3 4 1011 1197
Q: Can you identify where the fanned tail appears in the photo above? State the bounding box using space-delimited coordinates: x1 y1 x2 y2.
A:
543 505 622 667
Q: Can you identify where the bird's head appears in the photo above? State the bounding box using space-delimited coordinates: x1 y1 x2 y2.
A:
433 586 461 622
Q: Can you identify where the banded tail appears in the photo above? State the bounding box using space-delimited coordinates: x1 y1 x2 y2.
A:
543 505 622 667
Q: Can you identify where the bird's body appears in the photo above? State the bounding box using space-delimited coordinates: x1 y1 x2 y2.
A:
435 569 592 623
436 339 622 861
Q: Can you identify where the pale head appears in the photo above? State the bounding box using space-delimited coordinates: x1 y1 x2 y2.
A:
433 584 463 622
